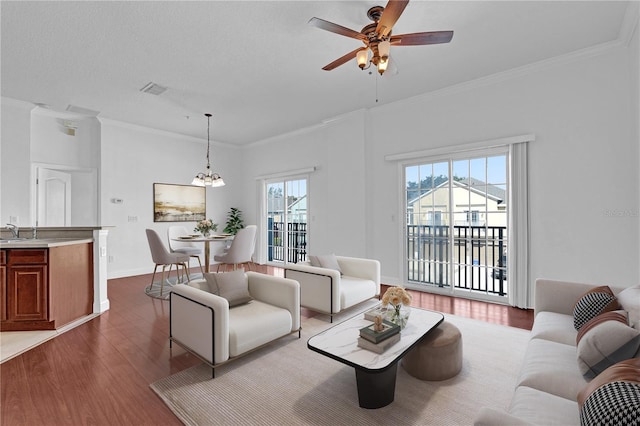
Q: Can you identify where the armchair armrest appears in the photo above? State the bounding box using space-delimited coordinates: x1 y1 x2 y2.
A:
285 263 341 315
170 284 230 365
246 271 300 332
336 256 380 295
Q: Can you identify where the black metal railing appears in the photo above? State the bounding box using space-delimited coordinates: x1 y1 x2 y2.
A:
267 219 307 263
265 220 508 296
407 225 507 296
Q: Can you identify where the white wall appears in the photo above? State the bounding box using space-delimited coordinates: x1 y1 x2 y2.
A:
1 99 32 226
100 119 242 277
370 45 638 288
243 109 368 258
244 42 640 292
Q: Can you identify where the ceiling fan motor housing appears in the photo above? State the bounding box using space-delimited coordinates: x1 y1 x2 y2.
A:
367 6 385 22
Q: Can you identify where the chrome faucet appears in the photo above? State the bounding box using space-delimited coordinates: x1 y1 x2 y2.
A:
6 223 19 238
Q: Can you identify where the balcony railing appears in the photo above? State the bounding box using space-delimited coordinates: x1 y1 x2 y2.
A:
267 219 307 263
407 225 507 296
266 221 508 296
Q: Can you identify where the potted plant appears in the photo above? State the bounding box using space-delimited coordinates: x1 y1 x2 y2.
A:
223 207 244 235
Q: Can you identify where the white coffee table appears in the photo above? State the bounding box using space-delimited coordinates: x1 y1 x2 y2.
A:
307 307 444 408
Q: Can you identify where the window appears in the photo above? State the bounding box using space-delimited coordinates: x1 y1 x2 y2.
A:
405 151 508 299
265 178 308 264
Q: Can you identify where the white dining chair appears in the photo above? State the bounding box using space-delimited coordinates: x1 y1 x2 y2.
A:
213 225 257 272
146 229 190 296
168 225 204 275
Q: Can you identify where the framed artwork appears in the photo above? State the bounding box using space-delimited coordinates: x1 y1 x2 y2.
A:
153 183 206 222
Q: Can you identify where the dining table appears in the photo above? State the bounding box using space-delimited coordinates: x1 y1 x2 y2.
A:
172 234 233 273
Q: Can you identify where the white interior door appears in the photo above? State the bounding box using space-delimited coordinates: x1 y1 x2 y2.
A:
37 168 71 226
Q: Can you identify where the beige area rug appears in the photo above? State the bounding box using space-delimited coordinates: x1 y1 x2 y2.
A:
151 308 529 425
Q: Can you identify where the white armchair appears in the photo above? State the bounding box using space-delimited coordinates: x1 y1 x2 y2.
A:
284 255 380 322
170 271 300 377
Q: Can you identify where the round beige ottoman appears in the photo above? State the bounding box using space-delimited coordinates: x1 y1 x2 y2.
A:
401 321 462 381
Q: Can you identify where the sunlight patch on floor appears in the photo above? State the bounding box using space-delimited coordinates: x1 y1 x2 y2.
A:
0 314 99 364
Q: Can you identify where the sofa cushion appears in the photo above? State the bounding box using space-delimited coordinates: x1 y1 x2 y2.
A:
204 269 253 307
228 300 292 357
617 284 640 329
516 338 587 400
508 386 578 426
340 276 376 309
312 254 342 274
576 312 640 379
580 381 640 426
530 311 577 346
577 310 629 344
188 279 212 292
577 357 640 406
573 286 620 330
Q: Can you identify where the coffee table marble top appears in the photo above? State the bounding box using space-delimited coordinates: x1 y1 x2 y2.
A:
308 307 444 372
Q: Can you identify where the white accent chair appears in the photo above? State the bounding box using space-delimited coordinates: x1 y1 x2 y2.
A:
169 271 301 377
167 225 204 274
284 255 380 322
145 229 190 296
214 225 257 271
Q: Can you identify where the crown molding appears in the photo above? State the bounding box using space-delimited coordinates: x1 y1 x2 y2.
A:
1 96 36 111
619 1 639 46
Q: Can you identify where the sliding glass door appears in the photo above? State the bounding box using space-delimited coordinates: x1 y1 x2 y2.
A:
265 178 308 265
405 150 509 300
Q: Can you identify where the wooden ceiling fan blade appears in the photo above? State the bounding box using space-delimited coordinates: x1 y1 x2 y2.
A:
390 31 454 46
322 47 366 71
309 17 366 41
376 0 410 38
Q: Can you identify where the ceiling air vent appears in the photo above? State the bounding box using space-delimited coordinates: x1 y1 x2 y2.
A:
140 82 167 96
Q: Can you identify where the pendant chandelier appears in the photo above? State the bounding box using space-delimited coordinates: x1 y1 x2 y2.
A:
192 113 225 187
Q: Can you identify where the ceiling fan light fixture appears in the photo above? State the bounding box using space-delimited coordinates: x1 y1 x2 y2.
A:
377 58 388 75
356 49 369 69
378 40 391 63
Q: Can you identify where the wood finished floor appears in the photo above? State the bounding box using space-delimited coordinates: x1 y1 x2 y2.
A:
1 265 533 425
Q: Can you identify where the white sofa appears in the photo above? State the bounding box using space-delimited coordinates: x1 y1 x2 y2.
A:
475 279 640 425
170 271 300 376
284 255 380 322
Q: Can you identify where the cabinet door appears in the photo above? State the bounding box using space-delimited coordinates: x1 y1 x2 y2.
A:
7 265 48 321
1 250 6 321
0 265 6 321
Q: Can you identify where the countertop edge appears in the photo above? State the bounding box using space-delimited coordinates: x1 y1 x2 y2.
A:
0 238 94 249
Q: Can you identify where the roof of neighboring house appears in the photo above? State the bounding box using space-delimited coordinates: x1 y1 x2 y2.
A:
408 178 505 205
267 194 307 214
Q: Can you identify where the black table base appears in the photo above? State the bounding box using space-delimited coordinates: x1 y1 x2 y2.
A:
355 363 398 409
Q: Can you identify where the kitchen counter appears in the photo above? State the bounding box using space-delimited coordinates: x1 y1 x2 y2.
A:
0 238 93 249
1 239 94 331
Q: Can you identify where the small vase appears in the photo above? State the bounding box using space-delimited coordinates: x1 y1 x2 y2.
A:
386 304 411 329
202 231 210 238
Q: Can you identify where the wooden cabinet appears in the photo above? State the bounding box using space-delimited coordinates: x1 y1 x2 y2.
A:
0 250 6 321
6 249 48 322
1 243 93 331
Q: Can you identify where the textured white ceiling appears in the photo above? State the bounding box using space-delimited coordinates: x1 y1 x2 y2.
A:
1 1 632 145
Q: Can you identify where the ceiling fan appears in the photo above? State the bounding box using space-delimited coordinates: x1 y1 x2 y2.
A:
309 0 453 75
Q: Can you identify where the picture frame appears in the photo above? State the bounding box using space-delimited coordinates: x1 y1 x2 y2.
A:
153 183 206 222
